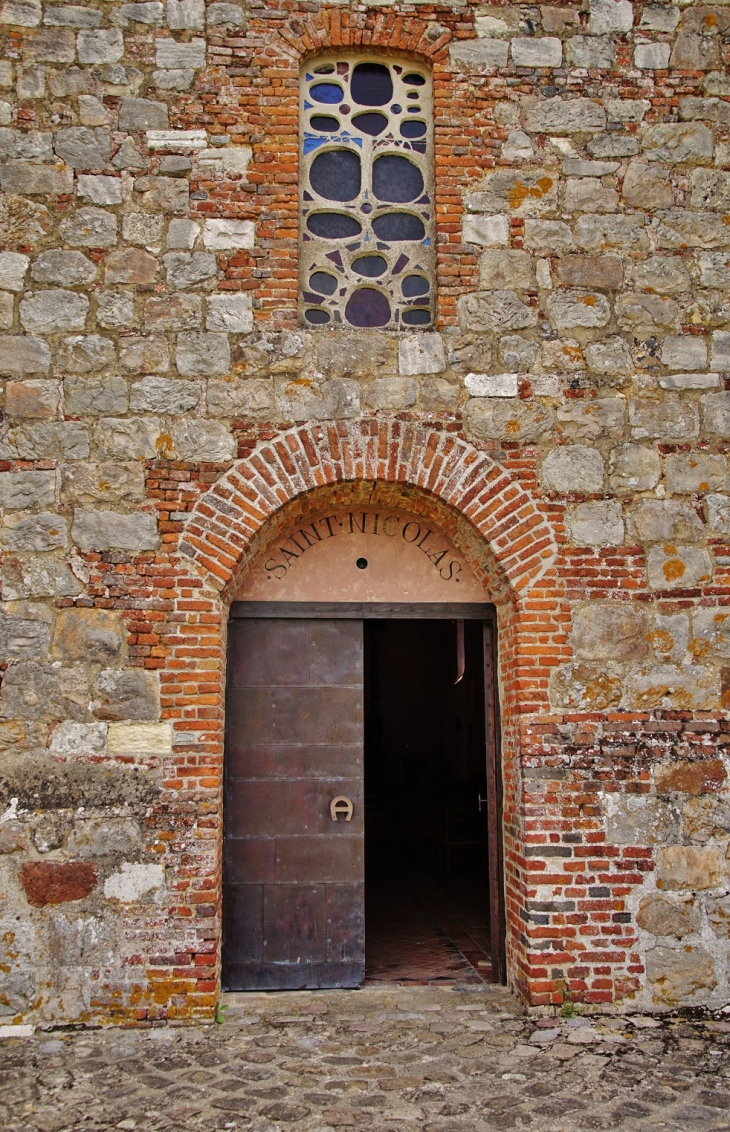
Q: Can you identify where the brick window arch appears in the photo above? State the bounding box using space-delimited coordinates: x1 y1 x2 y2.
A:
299 55 435 330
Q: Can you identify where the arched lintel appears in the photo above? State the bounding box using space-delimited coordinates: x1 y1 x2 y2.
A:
178 420 559 609
275 11 455 68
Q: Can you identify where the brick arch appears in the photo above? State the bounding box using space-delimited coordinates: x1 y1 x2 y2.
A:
179 419 558 605
276 11 455 64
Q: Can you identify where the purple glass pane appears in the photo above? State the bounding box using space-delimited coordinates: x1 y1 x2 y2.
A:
307 213 362 239
404 73 426 86
303 291 324 304
402 274 429 298
393 253 410 273
310 149 361 202
310 271 338 295
400 120 426 139
311 83 343 104
310 115 339 132
352 112 388 136
352 255 387 278
305 308 331 324
402 308 430 326
372 155 423 203
345 287 390 327
372 213 425 241
351 63 393 107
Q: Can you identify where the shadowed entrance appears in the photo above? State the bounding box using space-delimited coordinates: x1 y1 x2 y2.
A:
364 620 492 984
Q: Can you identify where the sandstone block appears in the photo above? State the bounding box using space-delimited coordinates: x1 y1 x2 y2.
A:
564 178 619 214
574 213 650 252
524 97 606 134
94 417 161 460
465 169 557 217
585 337 633 376
171 418 235 461
145 293 201 331
130 375 200 414
648 946 716 1005
629 499 705 549
692 608 730 661
707 493 730 534
698 252 730 290
556 255 622 290
661 336 707 372
646 545 713 590
72 508 158 552
363 378 418 411
58 335 117 376
448 39 509 69
0 161 73 196
105 248 158 285
31 250 96 287
691 169 730 213
0 661 88 721
20 861 98 907
5 379 59 420
642 122 713 164
617 295 679 336
567 501 624 547
52 608 125 665
622 163 673 210
671 31 720 71
175 331 230 378
134 175 188 213
523 219 573 252
398 333 445 376
206 377 275 419
462 214 510 247
707 895 730 938
64 375 127 416
60 461 145 504
542 445 604 493
667 452 727 494
123 213 165 249
458 290 538 333
650 612 690 664
656 211 730 251
92 667 159 721
1 557 81 600
511 37 562 67
202 219 254 250
463 398 554 444
546 290 611 330
572 602 648 661
59 206 117 247
498 336 536 371
478 249 534 291
54 126 111 169
421 378 462 412
604 793 678 846
162 251 217 290
550 661 622 711
0 511 68 551
0 421 89 460
205 293 252 333
119 335 169 374
312 332 394 378
632 256 691 296
627 662 718 710
565 35 614 68
657 845 725 890
702 392 730 437
0 470 55 510
656 759 726 797
0 250 28 291
557 397 624 440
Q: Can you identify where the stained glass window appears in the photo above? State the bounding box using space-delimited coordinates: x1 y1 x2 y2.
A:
300 56 435 330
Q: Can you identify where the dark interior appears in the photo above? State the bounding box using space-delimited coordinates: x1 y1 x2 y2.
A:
363 619 492 984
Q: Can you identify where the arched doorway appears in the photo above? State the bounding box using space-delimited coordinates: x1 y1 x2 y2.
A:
221 498 505 991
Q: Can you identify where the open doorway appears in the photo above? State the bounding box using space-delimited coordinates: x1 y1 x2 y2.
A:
364 619 496 985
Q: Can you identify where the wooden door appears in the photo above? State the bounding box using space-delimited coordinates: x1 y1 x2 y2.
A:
223 618 364 990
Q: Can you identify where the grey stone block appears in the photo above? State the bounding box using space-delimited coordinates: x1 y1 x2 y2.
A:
175 331 230 377
134 175 189 212
72 508 159 551
77 174 123 205
464 397 554 444
206 378 275 419
31 250 96 286
171 418 236 461
642 122 714 164
665 452 727 493
130 375 200 414
0 127 53 161
0 511 68 551
0 421 89 460
629 396 698 441
0 163 73 194
690 169 730 213
64 375 128 416
205 293 253 333
207 2 243 24
155 37 205 68
55 126 113 169
646 546 713 590
627 499 704 542
616 293 679 335
91 667 160 721
45 3 101 25
60 461 145 504
0 470 55 509
77 29 124 64
567 501 625 547
457 290 538 332
0 250 28 291
0 335 51 376
546 289 611 330
20 289 88 335
565 35 614 69
524 97 606 134
167 0 204 28
118 2 163 23
58 335 116 375
162 251 217 290
96 291 137 329
542 445 604 493
0 661 89 722
59 207 117 247
511 37 562 67
118 97 169 131
1 556 82 600
119 335 169 375
448 39 509 69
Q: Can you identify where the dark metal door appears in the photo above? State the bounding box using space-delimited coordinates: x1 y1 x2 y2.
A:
223 618 364 990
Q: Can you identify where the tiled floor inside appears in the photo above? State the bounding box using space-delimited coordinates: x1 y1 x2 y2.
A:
364 869 492 985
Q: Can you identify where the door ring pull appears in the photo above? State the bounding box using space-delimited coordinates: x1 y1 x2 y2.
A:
330 796 354 822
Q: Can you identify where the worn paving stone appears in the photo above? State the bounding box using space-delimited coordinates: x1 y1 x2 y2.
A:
4 988 730 1131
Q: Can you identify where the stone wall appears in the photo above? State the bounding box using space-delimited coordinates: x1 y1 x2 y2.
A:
1 0 730 1023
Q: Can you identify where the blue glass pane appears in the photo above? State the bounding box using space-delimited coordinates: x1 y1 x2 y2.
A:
400 120 426 138
402 308 430 326
305 308 331 324
310 271 338 295
372 155 424 203
310 115 339 132
404 73 426 86
352 112 388 136
351 62 393 107
345 287 390 327
311 83 344 104
307 213 362 238
372 213 425 241
310 149 361 202
402 275 429 297
352 255 387 277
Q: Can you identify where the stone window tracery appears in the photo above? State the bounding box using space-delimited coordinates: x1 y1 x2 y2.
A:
299 55 435 330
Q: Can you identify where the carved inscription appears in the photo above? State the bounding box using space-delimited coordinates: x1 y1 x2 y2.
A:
264 511 464 584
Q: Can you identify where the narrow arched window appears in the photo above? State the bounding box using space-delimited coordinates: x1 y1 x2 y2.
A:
300 56 435 330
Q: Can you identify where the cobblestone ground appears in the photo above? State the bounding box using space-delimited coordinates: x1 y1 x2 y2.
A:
3 985 730 1132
